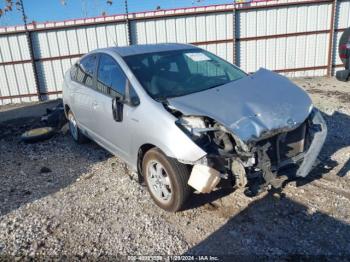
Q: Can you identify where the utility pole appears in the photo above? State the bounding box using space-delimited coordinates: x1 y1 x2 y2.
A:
18 0 42 101
232 1 236 65
124 0 132 45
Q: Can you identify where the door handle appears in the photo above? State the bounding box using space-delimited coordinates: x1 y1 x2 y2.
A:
92 101 98 109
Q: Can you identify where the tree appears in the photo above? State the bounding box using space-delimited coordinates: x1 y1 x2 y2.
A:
0 0 29 26
0 0 114 17
0 0 22 17
0 0 209 19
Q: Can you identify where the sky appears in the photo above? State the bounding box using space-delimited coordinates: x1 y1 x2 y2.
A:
0 0 234 27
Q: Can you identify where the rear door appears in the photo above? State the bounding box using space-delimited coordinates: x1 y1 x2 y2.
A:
69 54 98 131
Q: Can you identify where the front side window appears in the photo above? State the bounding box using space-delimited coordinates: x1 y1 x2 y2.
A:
97 54 126 97
75 54 97 87
124 49 246 101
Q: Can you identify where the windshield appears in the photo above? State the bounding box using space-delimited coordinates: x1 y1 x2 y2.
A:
123 48 246 100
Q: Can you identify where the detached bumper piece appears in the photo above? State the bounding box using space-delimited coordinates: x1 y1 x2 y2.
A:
296 109 327 177
188 164 221 193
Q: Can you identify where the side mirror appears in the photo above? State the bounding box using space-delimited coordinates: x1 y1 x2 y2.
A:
112 96 124 122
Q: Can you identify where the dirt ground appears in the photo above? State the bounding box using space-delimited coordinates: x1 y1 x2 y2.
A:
0 76 349 259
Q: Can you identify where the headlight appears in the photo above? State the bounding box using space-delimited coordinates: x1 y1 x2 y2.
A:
179 116 206 129
177 116 219 136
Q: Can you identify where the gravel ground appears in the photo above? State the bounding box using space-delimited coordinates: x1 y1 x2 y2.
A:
0 77 349 260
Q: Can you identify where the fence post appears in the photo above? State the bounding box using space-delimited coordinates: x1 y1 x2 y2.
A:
124 0 132 45
20 0 42 101
233 4 236 65
327 0 337 77
26 31 42 101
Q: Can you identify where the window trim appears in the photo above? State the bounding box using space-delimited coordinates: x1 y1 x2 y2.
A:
71 53 98 89
95 53 140 106
71 52 140 106
96 53 129 99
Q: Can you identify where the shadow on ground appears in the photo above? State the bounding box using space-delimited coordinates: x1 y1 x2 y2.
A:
0 105 110 216
185 192 350 256
184 188 234 211
297 110 350 186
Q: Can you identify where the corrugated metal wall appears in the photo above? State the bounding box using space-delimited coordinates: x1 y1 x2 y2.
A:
0 33 36 104
32 22 129 101
131 12 234 63
0 0 349 105
236 2 332 76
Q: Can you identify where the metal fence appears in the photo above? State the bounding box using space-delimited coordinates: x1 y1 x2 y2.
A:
0 0 349 105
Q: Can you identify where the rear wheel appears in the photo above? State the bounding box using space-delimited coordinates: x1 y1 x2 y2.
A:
143 148 192 212
67 111 88 144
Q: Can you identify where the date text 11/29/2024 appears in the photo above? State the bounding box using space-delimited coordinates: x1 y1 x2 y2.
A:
127 255 220 261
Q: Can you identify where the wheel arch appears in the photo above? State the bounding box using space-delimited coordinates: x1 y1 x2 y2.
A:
136 143 177 180
64 104 71 118
137 143 156 180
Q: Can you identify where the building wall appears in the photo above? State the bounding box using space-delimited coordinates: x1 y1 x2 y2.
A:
0 0 349 105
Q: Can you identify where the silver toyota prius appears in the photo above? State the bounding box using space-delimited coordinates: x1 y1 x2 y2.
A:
63 43 327 212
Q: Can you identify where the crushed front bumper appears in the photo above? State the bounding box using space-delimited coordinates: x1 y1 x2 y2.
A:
295 109 327 177
186 109 327 193
253 108 327 180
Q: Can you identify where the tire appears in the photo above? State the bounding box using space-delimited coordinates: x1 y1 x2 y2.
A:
67 111 89 144
21 127 55 143
142 148 192 212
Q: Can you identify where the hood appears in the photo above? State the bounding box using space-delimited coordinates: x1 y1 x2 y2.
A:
167 68 313 143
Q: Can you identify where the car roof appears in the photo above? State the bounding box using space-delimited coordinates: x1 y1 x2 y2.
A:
107 43 199 57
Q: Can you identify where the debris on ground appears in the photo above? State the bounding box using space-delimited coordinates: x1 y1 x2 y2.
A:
21 127 56 143
41 104 67 130
10 102 68 143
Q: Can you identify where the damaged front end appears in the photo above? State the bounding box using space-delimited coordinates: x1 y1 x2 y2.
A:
172 109 327 196
165 69 327 196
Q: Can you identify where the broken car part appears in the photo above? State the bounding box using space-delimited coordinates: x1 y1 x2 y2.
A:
231 159 247 188
41 104 68 130
21 127 55 143
168 68 313 145
21 103 67 143
188 164 221 193
168 69 326 195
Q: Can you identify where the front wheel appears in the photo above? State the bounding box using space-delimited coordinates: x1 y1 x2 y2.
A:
142 148 192 212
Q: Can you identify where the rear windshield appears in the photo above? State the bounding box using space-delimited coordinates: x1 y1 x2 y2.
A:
123 48 246 101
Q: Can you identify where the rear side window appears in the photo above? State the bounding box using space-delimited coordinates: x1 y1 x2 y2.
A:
97 54 126 97
74 54 97 87
70 64 78 79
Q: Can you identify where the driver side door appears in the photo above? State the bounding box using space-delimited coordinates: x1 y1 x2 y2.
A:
91 53 135 160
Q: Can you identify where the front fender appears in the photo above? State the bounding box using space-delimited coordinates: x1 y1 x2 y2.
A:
129 117 207 169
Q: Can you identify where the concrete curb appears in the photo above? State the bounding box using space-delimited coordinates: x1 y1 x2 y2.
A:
0 99 62 123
